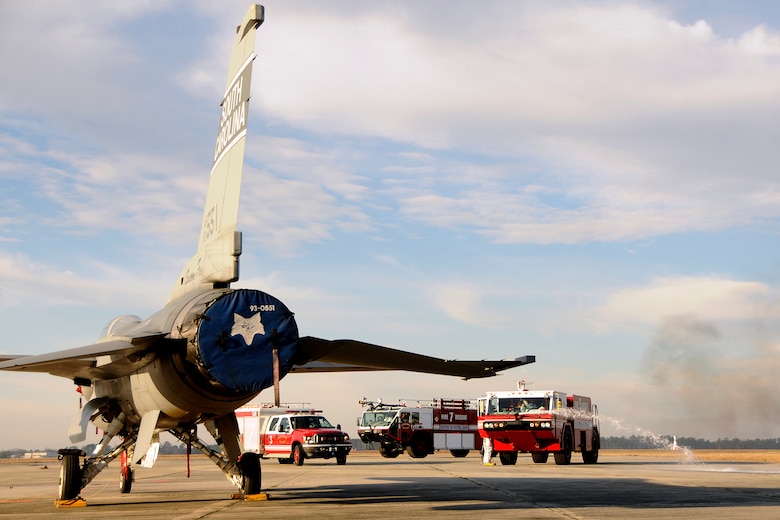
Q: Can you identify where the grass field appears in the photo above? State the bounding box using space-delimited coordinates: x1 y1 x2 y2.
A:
602 449 780 463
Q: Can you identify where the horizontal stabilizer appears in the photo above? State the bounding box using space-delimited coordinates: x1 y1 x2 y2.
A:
292 336 535 379
0 334 167 380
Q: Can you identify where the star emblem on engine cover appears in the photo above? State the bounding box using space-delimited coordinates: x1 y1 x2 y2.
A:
231 312 266 345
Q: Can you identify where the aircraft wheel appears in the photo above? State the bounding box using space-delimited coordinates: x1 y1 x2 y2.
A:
336 453 347 465
499 451 518 465
119 449 133 494
119 468 133 494
238 452 262 495
293 444 306 466
57 450 82 500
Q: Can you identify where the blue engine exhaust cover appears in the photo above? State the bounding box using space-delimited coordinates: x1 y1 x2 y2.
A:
197 289 299 393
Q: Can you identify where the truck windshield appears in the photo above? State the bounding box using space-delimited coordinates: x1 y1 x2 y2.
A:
361 412 395 427
291 416 334 429
487 397 549 414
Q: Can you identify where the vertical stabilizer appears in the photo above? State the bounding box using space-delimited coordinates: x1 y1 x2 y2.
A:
169 5 264 302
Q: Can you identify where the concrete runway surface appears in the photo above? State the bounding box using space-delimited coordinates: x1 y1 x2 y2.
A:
1 451 780 519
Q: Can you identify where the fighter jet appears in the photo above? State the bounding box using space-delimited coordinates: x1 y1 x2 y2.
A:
0 4 534 504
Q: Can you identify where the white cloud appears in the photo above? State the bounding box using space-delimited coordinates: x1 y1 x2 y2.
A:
595 276 773 327
738 24 780 56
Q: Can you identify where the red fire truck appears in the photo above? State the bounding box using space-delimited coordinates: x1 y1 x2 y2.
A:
357 398 482 458
477 382 600 465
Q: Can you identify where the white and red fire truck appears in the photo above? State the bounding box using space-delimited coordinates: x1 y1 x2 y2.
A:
477 382 600 465
357 398 482 458
235 404 351 465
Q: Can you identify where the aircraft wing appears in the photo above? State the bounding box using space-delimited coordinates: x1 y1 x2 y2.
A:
0 334 168 380
290 336 535 380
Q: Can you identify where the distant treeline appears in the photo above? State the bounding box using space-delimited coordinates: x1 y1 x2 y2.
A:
0 441 202 459
602 435 780 450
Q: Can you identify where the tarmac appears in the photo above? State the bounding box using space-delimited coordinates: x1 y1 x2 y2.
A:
1 450 780 519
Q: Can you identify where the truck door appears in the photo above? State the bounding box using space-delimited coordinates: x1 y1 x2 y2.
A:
399 411 413 442
277 417 292 451
421 409 433 429
265 416 292 457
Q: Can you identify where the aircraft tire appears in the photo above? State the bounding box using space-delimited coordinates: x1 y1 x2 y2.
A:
293 444 306 466
238 452 262 495
119 467 133 494
119 449 133 494
57 452 82 500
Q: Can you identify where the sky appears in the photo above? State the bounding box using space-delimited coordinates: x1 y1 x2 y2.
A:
1 0 780 450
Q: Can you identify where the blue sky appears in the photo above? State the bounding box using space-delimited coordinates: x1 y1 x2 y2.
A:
2 0 780 449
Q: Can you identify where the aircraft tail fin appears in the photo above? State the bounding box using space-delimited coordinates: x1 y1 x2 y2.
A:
169 5 264 302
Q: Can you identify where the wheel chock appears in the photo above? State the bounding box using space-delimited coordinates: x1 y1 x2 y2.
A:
231 492 270 501
54 497 87 508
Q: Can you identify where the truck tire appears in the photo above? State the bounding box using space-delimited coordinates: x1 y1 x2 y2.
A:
405 434 430 458
450 449 469 458
336 453 347 465
293 444 306 466
531 452 549 464
499 451 518 465
582 428 600 464
379 444 401 458
554 429 573 465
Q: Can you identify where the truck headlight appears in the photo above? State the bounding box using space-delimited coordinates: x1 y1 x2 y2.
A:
303 435 314 443
343 434 350 442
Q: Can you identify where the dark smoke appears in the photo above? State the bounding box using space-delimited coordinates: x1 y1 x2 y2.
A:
642 314 780 438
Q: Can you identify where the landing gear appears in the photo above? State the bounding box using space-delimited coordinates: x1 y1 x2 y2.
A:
57 449 84 501
170 420 265 499
119 449 133 494
238 453 262 495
